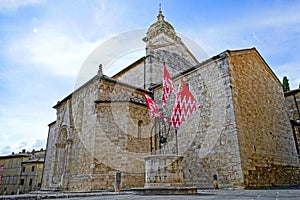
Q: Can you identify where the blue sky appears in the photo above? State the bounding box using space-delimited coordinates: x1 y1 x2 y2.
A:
0 0 299 155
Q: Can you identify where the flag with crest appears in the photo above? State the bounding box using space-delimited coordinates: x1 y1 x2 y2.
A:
143 93 162 119
170 78 200 129
162 62 174 107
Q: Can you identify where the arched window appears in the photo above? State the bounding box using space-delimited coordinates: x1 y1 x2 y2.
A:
138 120 144 139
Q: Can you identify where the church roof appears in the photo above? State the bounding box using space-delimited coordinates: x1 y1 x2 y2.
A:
150 47 282 89
112 56 146 79
53 73 148 109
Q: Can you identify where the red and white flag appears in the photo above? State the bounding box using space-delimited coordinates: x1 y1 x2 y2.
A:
162 62 174 107
143 93 162 119
170 78 200 129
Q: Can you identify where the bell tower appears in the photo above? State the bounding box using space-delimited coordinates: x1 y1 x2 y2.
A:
143 6 199 89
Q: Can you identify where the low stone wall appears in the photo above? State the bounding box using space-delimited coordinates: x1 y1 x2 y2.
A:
65 172 145 191
245 164 300 189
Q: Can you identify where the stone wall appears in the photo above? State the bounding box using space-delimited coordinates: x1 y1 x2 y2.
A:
228 49 300 188
114 48 199 90
42 76 99 191
153 52 244 187
246 164 300 188
42 75 152 191
144 46 198 89
146 46 197 88
93 79 152 189
113 61 145 89
41 122 56 189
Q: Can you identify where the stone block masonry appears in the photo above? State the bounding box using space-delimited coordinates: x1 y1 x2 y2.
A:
228 48 300 188
152 48 300 188
153 51 244 187
42 75 152 191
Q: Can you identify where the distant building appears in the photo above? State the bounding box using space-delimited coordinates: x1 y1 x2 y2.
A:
0 150 29 195
0 149 45 195
284 89 300 155
42 9 300 191
19 150 45 193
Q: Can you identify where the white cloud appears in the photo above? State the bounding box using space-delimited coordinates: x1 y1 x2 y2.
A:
6 26 99 77
91 0 129 37
183 2 300 91
105 50 145 77
2 1 130 79
0 146 11 155
0 105 50 149
0 0 43 11
254 4 300 28
0 1 136 157
215 2 300 33
0 137 46 155
188 2 300 50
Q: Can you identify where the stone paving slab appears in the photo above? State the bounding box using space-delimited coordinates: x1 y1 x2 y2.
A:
1 188 300 200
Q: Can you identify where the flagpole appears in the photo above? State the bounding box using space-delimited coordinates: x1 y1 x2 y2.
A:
150 119 153 155
158 118 162 155
175 129 178 155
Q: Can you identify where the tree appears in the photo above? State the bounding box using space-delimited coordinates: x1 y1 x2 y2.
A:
282 76 290 92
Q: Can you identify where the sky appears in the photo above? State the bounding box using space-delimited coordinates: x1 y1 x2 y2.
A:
0 0 300 155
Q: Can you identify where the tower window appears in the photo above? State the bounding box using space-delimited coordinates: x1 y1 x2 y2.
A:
138 120 144 139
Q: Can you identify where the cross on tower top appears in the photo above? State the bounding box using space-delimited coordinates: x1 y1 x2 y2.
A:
157 3 164 21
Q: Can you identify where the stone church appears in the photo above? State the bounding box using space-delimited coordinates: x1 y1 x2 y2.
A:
42 10 300 190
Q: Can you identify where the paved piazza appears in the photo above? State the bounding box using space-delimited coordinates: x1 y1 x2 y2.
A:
1 188 300 199
47 189 300 200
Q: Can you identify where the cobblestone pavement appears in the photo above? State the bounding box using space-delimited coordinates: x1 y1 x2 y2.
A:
47 189 300 200
1 188 300 199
